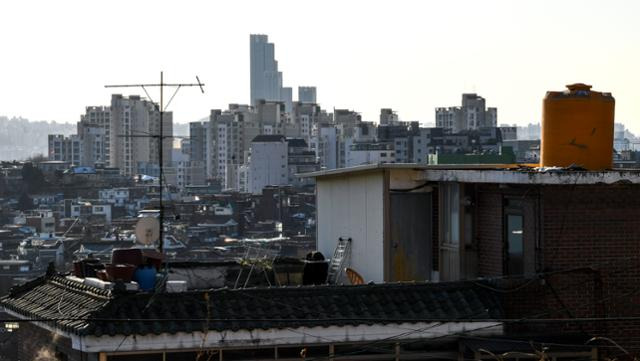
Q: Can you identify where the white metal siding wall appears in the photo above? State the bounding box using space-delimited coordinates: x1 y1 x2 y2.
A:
317 172 384 282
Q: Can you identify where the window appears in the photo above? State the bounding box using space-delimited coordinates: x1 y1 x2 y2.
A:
506 214 524 275
442 184 460 245
439 183 461 281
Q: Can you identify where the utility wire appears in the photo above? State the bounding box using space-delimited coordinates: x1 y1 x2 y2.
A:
6 314 640 325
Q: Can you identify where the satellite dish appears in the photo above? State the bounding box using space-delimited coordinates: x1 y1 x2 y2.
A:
135 218 160 245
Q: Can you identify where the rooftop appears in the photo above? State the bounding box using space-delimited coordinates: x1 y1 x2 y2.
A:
1 273 502 337
302 163 640 185
252 134 286 143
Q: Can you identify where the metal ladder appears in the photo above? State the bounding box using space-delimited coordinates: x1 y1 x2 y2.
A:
326 237 352 284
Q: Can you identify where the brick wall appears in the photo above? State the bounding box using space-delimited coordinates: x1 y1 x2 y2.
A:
539 185 640 348
474 183 640 351
476 184 504 277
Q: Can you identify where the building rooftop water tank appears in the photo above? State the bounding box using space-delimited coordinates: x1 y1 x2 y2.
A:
541 83 615 170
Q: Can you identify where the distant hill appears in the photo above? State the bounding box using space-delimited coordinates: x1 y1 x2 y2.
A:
0 117 201 161
0 116 76 161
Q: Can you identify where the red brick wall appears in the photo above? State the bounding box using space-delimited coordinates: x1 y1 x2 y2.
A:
476 184 504 277
539 185 640 347
474 183 640 351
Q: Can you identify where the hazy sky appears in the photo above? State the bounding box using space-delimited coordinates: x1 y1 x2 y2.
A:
1 0 639 133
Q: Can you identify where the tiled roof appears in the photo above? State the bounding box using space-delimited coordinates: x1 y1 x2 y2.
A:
1 275 502 337
2 276 111 335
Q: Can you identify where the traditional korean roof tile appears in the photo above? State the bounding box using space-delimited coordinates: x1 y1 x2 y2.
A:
1 274 502 337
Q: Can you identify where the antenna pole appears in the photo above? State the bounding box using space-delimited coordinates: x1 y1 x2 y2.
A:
159 71 164 255
105 72 205 263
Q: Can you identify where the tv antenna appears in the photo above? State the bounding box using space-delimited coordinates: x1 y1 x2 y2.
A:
105 71 205 257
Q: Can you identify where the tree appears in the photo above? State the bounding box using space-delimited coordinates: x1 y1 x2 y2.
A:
26 153 47 164
21 162 46 193
17 192 33 211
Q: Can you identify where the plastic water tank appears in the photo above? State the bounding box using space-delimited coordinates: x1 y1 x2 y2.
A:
133 266 157 291
541 83 615 170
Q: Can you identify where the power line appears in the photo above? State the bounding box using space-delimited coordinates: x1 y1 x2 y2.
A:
5 315 640 324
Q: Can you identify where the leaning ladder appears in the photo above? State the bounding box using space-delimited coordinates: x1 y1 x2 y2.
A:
326 237 352 284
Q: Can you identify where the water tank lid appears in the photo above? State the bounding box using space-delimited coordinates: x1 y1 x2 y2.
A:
566 83 592 91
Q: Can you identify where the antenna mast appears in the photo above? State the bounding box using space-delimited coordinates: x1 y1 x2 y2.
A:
105 71 205 257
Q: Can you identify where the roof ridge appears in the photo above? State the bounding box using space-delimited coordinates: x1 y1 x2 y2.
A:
49 275 113 299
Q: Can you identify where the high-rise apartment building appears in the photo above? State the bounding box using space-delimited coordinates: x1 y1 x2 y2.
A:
77 106 110 167
209 105 255 189
379 108 399 125
314 125 338 170
188 121 208 163
205 98 329 190
436 93 497 133
48 134 81 165
248 135 288 194
110 94 172 176
48 95 171 176
298 86 317 103
281 86 293 113
286 138 319 187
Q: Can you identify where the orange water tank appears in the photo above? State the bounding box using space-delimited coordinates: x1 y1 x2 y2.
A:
541 83 615 170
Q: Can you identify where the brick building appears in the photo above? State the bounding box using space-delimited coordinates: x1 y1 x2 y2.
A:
310 163 640 354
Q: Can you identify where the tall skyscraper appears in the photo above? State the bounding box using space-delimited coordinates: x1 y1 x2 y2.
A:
250 34 283 106
250 34 317 114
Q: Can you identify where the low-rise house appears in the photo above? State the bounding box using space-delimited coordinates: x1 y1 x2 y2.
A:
0 259 37 296
98 188 130 206
2 271 505 360
21 210 56 234
67 201 112 224
308 163 640 352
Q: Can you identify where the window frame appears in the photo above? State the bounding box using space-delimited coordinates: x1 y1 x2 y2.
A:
504 201 524 276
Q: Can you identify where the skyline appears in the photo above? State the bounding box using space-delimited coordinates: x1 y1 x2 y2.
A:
1 0 639 133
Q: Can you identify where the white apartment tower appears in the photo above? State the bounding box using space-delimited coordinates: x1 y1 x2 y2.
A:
110 94 172 176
